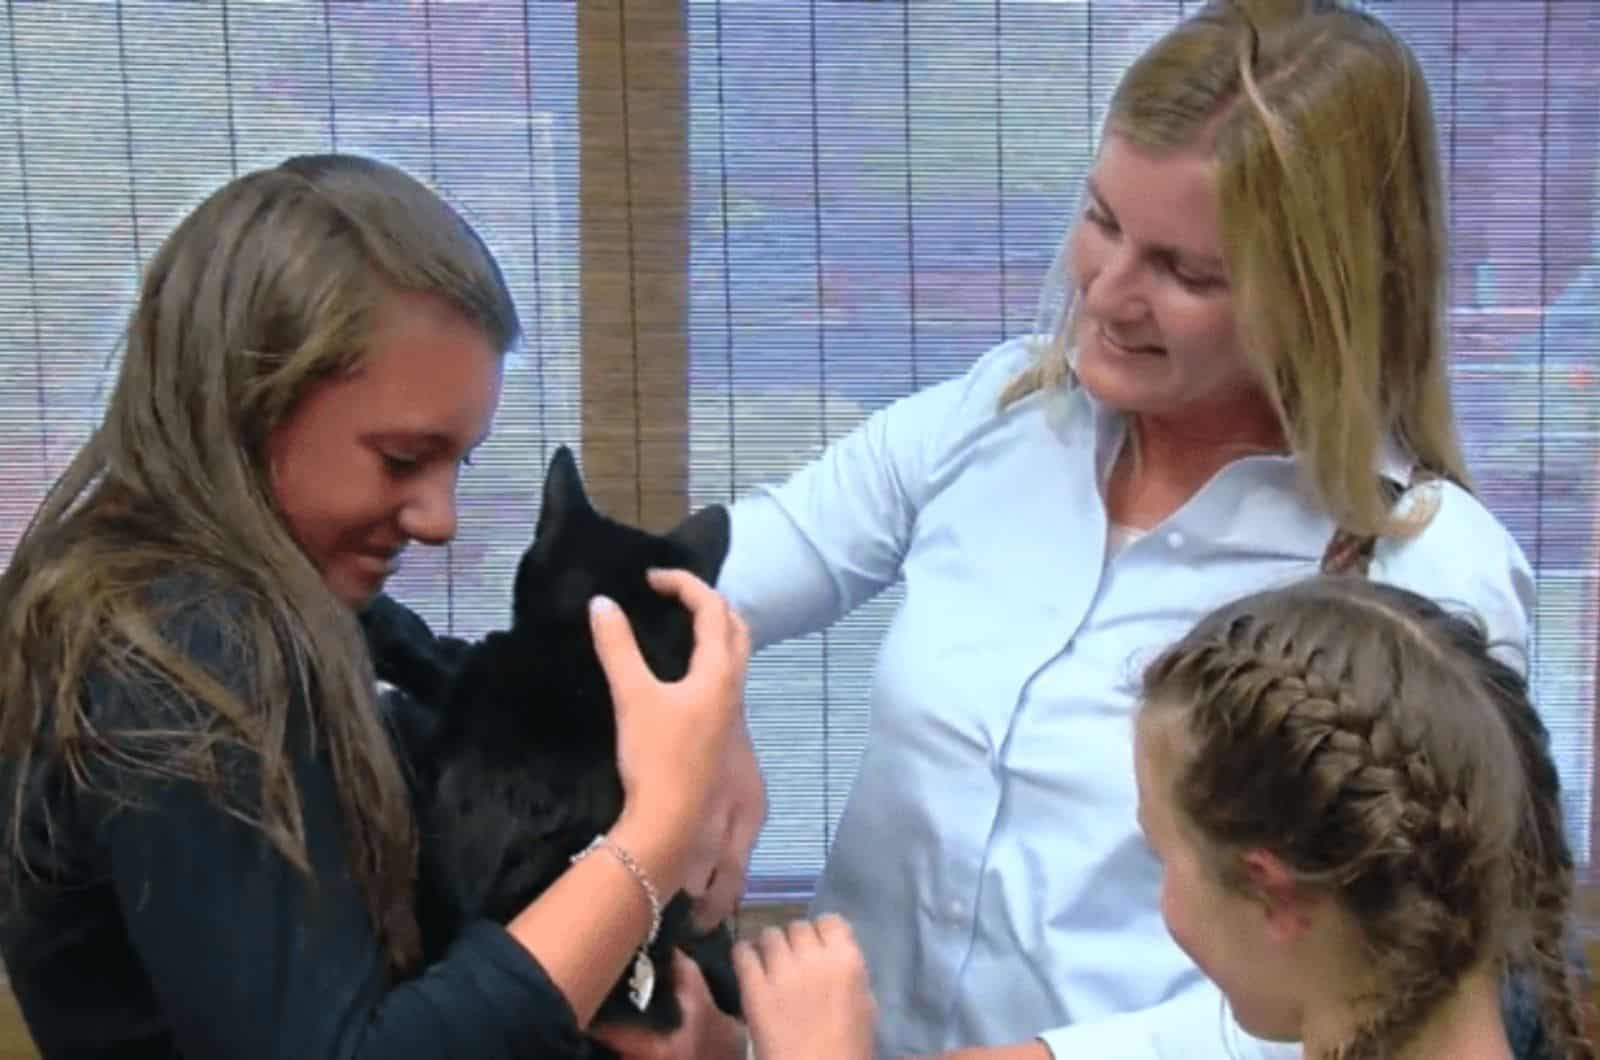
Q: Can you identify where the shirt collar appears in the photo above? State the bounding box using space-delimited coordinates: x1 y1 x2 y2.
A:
1070 385 1417 488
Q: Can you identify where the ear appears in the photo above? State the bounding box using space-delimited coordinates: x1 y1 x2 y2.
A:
530 445 595 559
1241 849 1313 944
666 504 731 585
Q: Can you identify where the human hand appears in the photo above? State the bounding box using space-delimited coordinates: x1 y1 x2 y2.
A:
735 915 876 1060
590 950 748 1060
591 568 750 892
687 721 766 930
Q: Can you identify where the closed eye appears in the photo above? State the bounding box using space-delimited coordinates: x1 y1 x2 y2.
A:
1083 184 1225 292
1166 258 1226 291
1084 204 1119 234
382 452 422 475
381 448 476 475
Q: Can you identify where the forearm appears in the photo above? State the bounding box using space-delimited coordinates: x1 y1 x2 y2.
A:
925 1043 1051 1060
505 807 689 1028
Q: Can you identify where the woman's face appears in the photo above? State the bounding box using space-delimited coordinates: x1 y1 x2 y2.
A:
265 290 503 608
1068 134 1268 429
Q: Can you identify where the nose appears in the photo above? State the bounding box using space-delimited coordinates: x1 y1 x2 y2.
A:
398 475 459 547
1079 239 1147 325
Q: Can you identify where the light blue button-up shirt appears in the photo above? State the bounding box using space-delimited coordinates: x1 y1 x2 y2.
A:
718 338 1535 1059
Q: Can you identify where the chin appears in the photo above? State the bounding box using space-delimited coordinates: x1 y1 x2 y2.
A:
1229 1001 1302 1044
327 570 382 611
1073 355 1172 415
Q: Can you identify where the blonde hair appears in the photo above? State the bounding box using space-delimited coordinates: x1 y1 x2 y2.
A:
1140 577 1592 1060
0 154 519 972
1004 0 1467 538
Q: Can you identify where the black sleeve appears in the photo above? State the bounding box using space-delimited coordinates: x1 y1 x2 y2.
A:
97 749 584 1059
359 593 473 707
85 598 584 1059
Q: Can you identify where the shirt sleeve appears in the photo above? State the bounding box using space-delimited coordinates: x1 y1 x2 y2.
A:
717 338 1036 649
1033 980 1300 1060
85 597 584 1059
1371 478 1537 673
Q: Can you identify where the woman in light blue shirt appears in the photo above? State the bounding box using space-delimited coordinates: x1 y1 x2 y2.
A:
712 3 1538 1058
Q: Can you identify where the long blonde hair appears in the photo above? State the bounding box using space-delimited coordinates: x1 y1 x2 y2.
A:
1005 0 1466 538
0 154 519 972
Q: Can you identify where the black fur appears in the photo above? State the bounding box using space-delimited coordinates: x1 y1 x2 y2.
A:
368 446 739 1055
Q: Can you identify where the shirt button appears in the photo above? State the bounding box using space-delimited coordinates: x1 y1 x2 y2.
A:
1166 530 1185 549
945 899 964 921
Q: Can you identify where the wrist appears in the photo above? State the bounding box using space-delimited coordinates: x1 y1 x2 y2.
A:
609 806 691 897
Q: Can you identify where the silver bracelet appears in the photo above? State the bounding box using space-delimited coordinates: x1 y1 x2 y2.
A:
571 833 663 1011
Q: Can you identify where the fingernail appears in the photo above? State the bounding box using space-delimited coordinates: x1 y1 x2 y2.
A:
589 595 617 615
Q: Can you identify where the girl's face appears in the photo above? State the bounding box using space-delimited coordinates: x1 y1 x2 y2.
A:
1134 717 1307 1043
265 290 503 608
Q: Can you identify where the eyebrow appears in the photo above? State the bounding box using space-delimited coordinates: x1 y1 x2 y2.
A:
1085 178 1226 273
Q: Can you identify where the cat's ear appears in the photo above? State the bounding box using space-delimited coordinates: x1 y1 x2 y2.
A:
666 504 731 585
532 445 596 554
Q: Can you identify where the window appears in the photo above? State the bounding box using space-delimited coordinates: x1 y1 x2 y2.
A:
683 0 1600 893
3 0 1597 902
0 1 581 638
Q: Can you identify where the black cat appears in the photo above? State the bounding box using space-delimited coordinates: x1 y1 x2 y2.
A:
363 446 740 1054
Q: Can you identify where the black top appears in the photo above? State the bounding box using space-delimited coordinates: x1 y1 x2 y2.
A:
0 589 582 1058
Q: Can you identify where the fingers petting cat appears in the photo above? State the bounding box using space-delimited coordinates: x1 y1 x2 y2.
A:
735 915 876 1060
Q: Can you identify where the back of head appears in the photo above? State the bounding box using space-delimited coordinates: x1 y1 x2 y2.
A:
0 153 519 972
1139 577 1591 1058
1017 0 1464 539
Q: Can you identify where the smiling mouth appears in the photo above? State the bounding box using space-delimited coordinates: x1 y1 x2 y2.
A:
357 552 403 578
1100 326 1167 357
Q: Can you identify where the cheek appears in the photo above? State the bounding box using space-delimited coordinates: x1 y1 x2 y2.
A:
1158 874 1185 941
1160 300 1239 362
1065 222 1100 289
268 446 335 555
268 437 390 559
1158 866 1204 960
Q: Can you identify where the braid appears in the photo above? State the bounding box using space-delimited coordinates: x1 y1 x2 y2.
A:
1156 617 1492 1057
1476 651 1595 1060
1140 577 1584 1058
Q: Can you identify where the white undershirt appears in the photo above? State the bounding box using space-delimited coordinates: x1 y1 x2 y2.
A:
1106 521 1147 560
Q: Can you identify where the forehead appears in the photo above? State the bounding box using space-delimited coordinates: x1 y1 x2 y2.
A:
345 291 503 442
1132 717 1158 805
1089 133 1223 260
1133 712 1182 806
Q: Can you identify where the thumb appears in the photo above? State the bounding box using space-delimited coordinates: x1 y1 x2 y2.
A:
589 595 649 705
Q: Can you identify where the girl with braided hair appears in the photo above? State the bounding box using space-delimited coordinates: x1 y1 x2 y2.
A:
720 574 1595 1060
1134 576 1594 1060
